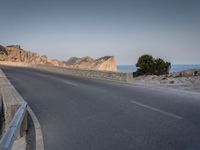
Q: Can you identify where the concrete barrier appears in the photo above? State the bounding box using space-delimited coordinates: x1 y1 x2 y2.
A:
0 102 27 150
0 69 27 138
0 69 44 150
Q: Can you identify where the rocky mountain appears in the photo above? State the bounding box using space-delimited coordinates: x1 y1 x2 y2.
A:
64 56 117 72
0 44 117 72
0 45 47 64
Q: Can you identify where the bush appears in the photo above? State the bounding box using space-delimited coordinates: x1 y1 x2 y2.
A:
134 54 171 76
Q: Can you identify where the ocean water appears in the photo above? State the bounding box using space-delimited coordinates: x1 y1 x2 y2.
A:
117 64 200 73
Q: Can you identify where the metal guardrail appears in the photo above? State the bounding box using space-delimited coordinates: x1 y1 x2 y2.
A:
0 102 27 150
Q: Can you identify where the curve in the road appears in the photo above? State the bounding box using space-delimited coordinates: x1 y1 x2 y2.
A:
2 66 200 150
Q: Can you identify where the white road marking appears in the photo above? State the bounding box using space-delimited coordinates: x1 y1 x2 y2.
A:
62 80 78 86
33 73 78 87
130 100 183 120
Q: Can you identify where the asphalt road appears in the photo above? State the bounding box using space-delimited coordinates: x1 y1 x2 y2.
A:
2 66 200 150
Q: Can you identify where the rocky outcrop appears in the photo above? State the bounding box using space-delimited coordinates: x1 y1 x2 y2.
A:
93 56 117 72
168 69 200 77
47 59 65 67
0 45 47 64
64 56 117 72
132 70 200 93
0 44 117 72
0 45 7 55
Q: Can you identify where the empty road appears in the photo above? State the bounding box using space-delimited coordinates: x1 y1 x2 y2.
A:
2 66 200 150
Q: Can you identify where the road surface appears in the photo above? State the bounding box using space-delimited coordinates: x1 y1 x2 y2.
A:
2 66 200 150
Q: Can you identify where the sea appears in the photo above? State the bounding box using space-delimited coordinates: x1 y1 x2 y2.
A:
117 64 200 73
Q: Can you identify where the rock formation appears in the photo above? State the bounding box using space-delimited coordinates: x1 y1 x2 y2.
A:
0 45 47 64
0 45 8 55
63 57 93 65
47 59 65 67
167 69 200 77
64 56 117 72
0 44 117 72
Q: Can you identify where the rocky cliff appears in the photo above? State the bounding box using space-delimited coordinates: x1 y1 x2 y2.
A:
64 56 117 72
0 44 117 72
0 45 47 64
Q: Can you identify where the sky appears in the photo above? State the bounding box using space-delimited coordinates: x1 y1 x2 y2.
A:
0 0 200 65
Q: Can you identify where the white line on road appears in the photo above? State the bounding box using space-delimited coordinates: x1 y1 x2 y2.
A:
62 80 78 87
130 100 183 120
19 69 85 87
34 73 79 87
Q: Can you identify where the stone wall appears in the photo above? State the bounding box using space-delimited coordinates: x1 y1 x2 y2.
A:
31 64 133 82
0 62 133 82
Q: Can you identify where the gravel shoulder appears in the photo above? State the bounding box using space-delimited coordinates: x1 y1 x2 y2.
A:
131 69 200 93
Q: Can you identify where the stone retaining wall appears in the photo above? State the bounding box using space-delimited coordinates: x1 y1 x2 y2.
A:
0 62 133 82
31 64 133 82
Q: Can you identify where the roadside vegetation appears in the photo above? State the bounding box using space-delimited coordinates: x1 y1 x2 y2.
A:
133 54 171 76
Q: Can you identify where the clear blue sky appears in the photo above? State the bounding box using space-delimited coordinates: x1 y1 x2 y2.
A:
0 0 200 65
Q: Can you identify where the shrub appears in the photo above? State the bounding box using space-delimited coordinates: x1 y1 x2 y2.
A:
136 55 155 75
134 54 171 76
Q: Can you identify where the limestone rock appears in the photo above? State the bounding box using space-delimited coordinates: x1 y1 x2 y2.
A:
169 69 200 77
65 56 117 72
0 44 118 71
0 45 48 64
47 59 65 67
92 56 117 72
0 45 7 54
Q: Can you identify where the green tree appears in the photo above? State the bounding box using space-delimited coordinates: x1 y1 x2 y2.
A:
134 54 171 76
136 54 155 75
154 58 171 75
